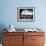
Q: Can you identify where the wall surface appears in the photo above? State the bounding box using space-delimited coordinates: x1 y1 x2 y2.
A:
0 0 46 29
0 0 46 43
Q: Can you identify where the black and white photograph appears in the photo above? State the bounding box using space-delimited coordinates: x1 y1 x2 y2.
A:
17 7 35 22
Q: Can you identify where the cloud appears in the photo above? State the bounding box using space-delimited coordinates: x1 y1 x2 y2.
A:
21 10 33 15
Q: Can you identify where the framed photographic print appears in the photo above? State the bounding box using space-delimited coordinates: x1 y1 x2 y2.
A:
17 7 35 22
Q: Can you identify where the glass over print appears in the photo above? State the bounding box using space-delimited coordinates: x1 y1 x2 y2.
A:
17 7 35 22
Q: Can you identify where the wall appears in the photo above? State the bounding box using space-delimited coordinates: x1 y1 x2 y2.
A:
0 0 46 29
0 0 46 43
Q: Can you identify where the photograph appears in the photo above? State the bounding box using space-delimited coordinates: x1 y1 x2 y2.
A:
17 7 35 22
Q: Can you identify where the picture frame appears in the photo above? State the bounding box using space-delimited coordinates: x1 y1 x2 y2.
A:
17 7 35 22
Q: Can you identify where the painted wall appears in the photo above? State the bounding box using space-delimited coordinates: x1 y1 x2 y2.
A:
0 0 46 29
0 0 46 43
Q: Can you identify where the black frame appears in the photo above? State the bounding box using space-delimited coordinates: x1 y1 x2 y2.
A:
17 7 35 22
